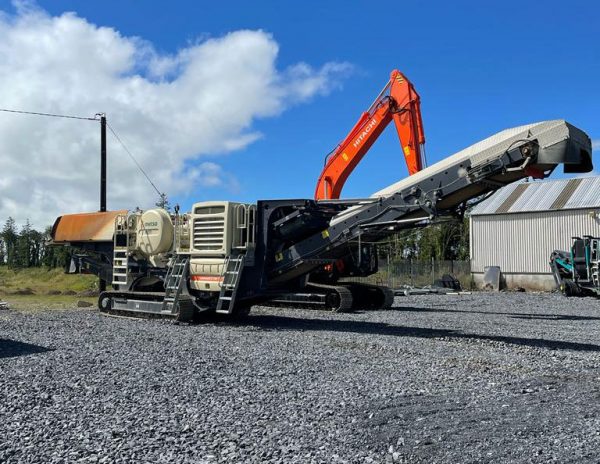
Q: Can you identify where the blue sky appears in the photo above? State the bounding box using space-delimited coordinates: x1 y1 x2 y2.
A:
0 0 598 223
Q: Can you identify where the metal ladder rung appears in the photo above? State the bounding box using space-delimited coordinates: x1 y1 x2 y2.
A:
216 254 246 314
163 256 190 315
112 214 132 287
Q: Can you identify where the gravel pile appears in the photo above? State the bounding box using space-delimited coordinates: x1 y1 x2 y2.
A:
2 292 600 463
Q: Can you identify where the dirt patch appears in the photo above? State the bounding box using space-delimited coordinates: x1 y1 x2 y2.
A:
77 290 98 297
76 300 94 308
10 288 35 295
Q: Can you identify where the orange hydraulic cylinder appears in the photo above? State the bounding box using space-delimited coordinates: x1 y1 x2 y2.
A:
389 69 425 176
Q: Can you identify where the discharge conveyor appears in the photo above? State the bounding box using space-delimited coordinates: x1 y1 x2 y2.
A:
263 120 592 285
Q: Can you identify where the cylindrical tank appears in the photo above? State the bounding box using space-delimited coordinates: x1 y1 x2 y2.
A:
135 208 174 257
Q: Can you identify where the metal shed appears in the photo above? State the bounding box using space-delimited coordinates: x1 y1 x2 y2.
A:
469 176 600 290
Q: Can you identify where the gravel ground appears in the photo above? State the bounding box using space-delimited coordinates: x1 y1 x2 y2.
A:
2 292 600 463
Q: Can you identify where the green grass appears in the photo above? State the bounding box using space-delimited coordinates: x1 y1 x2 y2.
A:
2 294 97 310
0 267 98 309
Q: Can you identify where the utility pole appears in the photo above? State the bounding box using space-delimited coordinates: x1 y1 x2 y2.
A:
99 113 107 292
100 114 107 213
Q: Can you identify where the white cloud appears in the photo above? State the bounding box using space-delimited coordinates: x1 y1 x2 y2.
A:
592 139 600 152
0 3 351 227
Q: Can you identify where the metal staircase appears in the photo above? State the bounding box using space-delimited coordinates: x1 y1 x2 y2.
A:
112 214 130 288
163 255 190 315
216 254 245 314
112 248 129 288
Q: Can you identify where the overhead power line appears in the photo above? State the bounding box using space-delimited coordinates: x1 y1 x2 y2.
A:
106 121 163 197
0 107 98 121
0 106 165 199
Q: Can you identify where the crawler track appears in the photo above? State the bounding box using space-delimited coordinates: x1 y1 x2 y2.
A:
98 291 195 322
264 282 394 313
264 283 353 312
341 282 395 310
306 282 354 312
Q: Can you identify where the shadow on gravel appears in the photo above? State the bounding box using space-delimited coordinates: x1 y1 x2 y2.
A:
245 314 600 352
404 307 600 322
0 339 53 359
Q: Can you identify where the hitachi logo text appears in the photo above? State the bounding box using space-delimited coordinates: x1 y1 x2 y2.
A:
353 118 377 148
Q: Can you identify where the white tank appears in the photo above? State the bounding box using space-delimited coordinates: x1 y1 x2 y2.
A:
135 208 174 257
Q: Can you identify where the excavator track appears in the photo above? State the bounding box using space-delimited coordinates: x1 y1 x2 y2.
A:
306 282 353 313
262 282 395 312
264 283 353 313
98 291 196 322
341 282 395 310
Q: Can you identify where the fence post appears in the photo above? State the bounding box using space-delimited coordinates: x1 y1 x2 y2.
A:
387 252 391 288
431 256 435 285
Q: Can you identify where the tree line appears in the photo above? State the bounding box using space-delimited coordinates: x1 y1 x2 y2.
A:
0 217 69 268
376 217 470 263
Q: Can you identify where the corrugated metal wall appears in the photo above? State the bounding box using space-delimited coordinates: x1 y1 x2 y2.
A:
470 209 600 274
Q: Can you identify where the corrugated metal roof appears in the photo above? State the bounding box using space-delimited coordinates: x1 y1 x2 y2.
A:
470 176 600 215
549 178 583 209
495 184 528 213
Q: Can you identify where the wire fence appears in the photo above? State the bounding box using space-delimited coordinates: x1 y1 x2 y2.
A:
344 259 472 289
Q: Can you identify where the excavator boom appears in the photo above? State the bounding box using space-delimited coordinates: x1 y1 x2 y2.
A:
315 69 425 200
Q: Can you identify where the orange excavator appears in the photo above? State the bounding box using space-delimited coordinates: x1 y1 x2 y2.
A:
315 69 426 200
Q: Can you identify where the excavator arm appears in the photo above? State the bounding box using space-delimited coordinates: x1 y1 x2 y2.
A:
315 69 426 200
